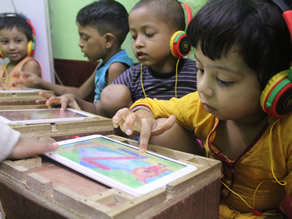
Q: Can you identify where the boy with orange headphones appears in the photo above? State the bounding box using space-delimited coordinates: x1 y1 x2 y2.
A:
0 13 40 89
112 0 292 217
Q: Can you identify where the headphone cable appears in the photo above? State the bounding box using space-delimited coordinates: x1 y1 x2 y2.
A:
221 119 286 216
140 58 180 98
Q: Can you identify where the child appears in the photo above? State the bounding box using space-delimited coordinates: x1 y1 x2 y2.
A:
17 0 133 102
42 0 199 154
112 0 292 218
0 121 58 162
44 0 197 117
0 13 41 89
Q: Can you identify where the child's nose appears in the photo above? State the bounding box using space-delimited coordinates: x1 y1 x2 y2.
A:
135 36 144 48
8 42 16 50
197 74 214 97
78 40 84 48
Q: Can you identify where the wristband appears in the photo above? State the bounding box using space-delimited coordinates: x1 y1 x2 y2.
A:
130 104 152 113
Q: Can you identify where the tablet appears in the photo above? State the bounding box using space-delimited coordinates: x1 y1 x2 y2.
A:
0 88 42 93
45 135 197 196
0 108 96 124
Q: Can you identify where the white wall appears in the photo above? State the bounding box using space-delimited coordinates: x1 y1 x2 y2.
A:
0 0 54 82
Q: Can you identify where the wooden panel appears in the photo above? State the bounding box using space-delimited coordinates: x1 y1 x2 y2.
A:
0 90 53 106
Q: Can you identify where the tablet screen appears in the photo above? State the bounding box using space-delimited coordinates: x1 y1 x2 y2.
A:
45 135 197 196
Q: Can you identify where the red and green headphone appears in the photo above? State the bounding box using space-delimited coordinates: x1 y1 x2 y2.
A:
0 14 36 58
260 0 292 118
169 2 193 58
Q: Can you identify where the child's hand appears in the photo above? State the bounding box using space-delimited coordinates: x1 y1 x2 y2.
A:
112 108 176 152
38 92 81 112
8 136 58 160
11 71 41 86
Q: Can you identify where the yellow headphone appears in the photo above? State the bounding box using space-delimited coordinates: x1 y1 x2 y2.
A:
260 0 292 118
0 14 36 58
169 2 192 58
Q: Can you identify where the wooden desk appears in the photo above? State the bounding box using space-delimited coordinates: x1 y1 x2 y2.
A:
0 135 221 219
0 89 53 106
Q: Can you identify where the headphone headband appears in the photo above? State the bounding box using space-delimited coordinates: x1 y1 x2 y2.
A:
260 0 292 117
272 0 292 41
169 1 192 58
182 3 192 28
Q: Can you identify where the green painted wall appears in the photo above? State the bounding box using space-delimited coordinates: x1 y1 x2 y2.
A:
48 0 206 62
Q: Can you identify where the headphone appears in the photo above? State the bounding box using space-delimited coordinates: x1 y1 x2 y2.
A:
0 13 36 58
260 0 292 118
169 2 192 58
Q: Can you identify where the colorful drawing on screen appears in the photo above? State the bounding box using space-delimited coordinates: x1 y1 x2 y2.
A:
56 138 185 189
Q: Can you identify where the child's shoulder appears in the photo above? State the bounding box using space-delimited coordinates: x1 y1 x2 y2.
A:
21 57 40 68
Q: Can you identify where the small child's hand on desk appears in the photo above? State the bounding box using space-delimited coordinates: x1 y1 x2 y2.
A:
11 71 41 86
37 92 81 112
112 108 176 152
8 136 58 160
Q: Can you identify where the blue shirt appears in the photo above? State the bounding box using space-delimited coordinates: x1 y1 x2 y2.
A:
94 50 133 103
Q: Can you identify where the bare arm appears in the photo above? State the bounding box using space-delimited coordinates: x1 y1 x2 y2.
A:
39 84 132 117
8 136 58 160
99 84 133 117
18 70 95 99
20 59 41 88
38 92 101 115
107 62 129 84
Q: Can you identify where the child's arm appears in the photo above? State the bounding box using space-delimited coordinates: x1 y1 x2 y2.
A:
22 59 41 77
38 84 131 117
0 123 57 162
112 108 176 152
8 136 58 160
19 59 41 88
17 70 95 99
39 92 101 115
99 84 133 117
107 62 129 84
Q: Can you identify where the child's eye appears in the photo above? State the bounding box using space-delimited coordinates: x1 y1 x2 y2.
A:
216 78 233 87
145 33 154 38
15 39 23 43
82 37 89 42
0 39 8 44
131 34 137 40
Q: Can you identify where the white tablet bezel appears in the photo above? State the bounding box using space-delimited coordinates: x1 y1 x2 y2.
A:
0 108 96 124
45 134 197 197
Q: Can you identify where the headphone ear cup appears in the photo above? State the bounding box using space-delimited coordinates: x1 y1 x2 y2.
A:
27 40 35 56
169 30 191 58
260 69 292 117
0 49 4 58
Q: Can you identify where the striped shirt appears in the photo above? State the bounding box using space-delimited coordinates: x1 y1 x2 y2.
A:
112 58 197 102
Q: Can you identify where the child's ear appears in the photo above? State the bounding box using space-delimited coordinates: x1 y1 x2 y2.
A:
105 33 116 49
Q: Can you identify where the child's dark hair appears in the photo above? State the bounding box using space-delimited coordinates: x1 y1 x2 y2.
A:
77 0 129 45
132 0 186 32
0 13 33 42
187 0 292 90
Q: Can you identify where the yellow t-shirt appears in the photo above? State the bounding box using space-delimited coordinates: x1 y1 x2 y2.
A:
131 91 292 218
